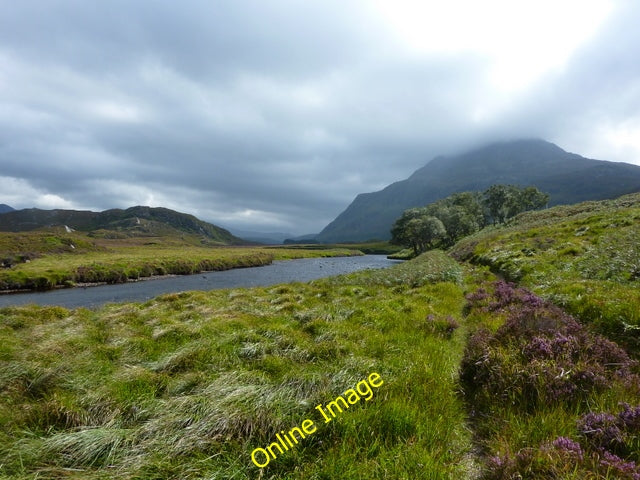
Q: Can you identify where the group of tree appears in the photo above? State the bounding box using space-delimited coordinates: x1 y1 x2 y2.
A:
390 184 549 255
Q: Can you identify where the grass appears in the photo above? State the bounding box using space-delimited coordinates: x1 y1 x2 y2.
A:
0 250 477 479
450 192 640 355
3 192 640 478
459 280 640 479
448 192 640 478
0 229 363 292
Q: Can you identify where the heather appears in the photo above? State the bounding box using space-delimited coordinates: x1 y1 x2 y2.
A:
451 192 640 354
461 281 640 479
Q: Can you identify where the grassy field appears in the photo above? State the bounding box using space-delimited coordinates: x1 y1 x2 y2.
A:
0 229 363 292
2 194 640 478
0 251 477 479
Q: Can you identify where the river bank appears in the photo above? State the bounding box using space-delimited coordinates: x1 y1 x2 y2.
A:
0 246 362 294
0 255 398 308
0 250 475 479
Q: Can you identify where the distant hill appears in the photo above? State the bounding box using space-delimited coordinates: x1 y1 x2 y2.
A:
227 228 298 245
0 204 15 214
0 205 245 245
283 233 320 244
317 139 640 242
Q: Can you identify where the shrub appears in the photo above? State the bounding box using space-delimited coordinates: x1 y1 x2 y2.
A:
481 405 640 480
460 282 639 413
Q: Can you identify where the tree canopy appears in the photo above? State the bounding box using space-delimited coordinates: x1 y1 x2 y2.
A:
390 184 549 254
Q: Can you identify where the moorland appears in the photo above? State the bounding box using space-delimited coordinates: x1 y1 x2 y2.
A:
1 193 639 479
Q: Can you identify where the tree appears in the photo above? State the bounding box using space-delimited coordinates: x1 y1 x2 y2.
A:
484 184 549 224
405 216 446 255
391 184 549 254
484 184 520 224
448 191 486 229
390 208 427 249
391 211 446 255
520 186 549 211
438 205 480 246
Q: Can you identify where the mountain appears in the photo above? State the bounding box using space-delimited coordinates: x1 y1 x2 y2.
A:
0 205 245 245
283 233 320 244
317 139 640 242
226 228 298 245
0 204 15 214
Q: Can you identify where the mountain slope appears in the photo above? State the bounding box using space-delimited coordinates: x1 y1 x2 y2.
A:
0 204 15 214
0 205 245 245
316 139 640 242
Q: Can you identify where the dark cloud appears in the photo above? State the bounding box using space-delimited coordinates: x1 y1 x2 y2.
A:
1 1 639 234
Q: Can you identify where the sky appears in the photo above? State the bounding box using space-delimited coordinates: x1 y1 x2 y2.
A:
1 0 640 235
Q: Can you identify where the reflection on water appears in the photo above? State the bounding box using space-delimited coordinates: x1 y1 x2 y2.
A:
0 255 400 309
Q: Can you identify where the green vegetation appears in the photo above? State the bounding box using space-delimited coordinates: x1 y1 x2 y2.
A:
0 227 363 292
0 230 103 257
0 243 361 292
0 251 477 479
447 192 640 478
451 192 640 353
483 184 548 225
2 191 640 478
460 281 640 479
391 185 547 256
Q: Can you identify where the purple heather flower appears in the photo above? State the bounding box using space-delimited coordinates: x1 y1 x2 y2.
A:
578 412 624 449
523 336 553 359
521 291 544 308
552 436 583 459
600 451 640 477
619 403 640 432
465 288 489 306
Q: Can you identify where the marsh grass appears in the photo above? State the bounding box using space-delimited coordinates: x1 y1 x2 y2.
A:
6 191 639 480
0 243 361 292
0 250 475 479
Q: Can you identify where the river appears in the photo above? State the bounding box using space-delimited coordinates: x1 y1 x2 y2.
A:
0 255 400 309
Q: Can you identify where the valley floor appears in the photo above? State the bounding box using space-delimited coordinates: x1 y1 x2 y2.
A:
2 194 640 479
0 239 362 292
1 251 475 479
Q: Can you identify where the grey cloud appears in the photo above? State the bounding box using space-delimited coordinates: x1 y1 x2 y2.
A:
1 1 639 234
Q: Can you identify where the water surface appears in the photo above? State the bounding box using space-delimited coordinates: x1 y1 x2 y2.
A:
0 255 400 309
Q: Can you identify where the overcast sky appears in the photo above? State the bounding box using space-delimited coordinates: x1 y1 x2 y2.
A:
1 0 639 234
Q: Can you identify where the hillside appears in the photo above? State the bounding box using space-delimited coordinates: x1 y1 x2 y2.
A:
450 192 640 353
0 204 14 214
317 139 640 242
0 205 244 245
